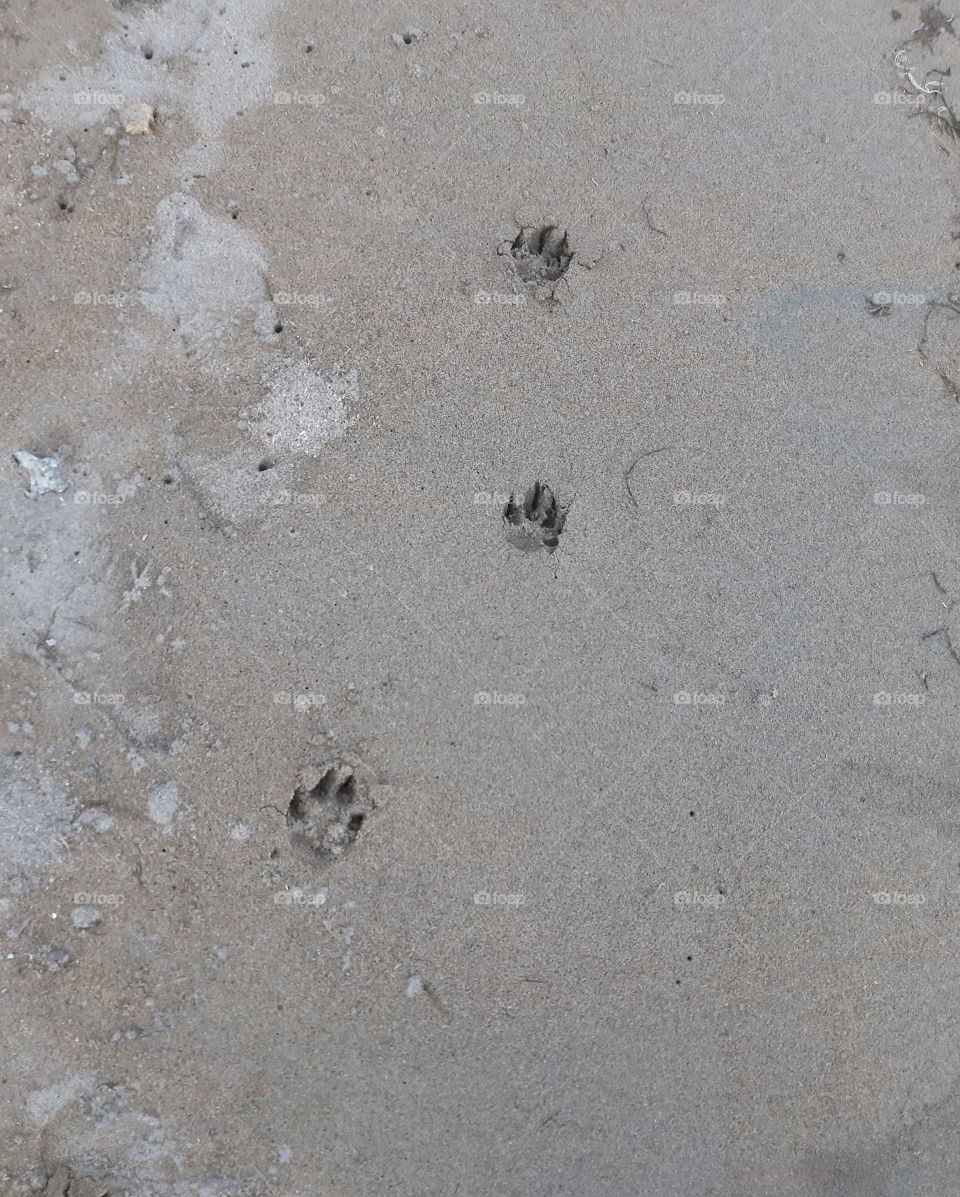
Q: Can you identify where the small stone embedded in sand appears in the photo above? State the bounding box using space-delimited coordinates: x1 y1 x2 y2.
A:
392 26 424 45
71 904 103 929
406 974 424 997
123 102 155 134
148 781 180 829
13 451 67 497
76 808 113 832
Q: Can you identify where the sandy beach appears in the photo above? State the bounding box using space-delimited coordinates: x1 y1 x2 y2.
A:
3 1 960 1193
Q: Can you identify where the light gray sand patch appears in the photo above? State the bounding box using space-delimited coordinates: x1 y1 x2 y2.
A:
27 1073 96 1125
242 360 359 456
138 193 278 347
0 756 75 892
71 904 104 929
22 0 278 173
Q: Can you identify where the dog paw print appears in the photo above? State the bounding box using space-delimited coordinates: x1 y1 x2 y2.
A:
503 481 568 553
500 226 572 293
287 763 373 863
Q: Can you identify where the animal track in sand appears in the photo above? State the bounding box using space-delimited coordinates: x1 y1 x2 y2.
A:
503 481 568 553
500 226 573 297
286 763 373 863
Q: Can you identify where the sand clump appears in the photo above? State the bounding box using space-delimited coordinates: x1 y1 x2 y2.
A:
241 360 359 456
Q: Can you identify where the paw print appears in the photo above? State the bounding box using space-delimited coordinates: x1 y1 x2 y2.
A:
500 226 572 289
286 763 372 862
503 481 568 553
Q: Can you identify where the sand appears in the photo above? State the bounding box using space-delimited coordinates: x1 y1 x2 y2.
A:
3 0 960 1193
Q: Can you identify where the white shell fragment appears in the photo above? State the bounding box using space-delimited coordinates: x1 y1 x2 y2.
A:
13 451 67 497
123 102 155 135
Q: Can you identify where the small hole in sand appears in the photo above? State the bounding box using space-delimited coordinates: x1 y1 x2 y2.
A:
257 459 275 472
143 47 154 59
273 322 283 334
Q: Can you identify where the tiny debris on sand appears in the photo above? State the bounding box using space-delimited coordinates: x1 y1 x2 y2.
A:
123 102 155 134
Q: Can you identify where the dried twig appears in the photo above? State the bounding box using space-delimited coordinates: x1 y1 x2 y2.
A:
624 446 672 507
641 197 668 237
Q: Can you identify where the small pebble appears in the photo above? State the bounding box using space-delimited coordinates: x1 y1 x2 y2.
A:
72 905 103 930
